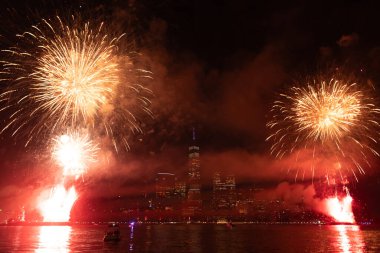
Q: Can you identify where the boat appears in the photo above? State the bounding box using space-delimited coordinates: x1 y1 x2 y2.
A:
226 221 235 229
103 223 121 242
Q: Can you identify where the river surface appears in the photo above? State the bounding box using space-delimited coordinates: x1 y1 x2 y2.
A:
0 223 379 252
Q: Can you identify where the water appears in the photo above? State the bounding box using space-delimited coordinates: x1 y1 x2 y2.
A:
0 224 380 252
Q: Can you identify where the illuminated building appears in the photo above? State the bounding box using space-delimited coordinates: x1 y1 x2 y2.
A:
225 174 237 208
186 128 202 214
155 172 175 198
155 173 175 209
236 188 254 215
212 172 237 209
174 179 187 199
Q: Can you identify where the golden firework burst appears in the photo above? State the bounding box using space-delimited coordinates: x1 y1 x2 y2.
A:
267 78 380 179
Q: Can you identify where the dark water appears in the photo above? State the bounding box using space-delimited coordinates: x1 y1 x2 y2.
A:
0 224 379 252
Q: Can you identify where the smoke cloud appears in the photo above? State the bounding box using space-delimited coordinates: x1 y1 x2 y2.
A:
256 182 350 219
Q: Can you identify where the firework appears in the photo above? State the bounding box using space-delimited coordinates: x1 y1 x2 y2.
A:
38 131 98 222
325 194 355 223
0 16 152 151
267 78 380 178
52 131 98 178
38 184 77 222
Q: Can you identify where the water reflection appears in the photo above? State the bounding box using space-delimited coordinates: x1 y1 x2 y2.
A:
35 226 71 253
333 225 365 253
129 222 135 251
144 225 152 252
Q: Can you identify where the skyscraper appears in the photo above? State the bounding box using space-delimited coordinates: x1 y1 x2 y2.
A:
187 128 202 210
156 173 175 198
174 178 187 199
155 172 175 209
212 172 228 209
225 174 237 208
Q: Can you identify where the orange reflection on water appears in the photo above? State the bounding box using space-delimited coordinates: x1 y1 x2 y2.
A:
35 226 71 253
334 225 364 253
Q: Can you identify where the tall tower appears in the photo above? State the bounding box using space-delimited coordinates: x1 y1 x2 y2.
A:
187 128 201 208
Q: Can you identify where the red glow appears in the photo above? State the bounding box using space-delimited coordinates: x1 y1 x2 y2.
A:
37 132 95 222
38 184 78 222
326 194 355 223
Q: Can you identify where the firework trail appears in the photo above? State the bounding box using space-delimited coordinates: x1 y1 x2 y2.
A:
0 16 152 151
325 194 355 223
267 78 380 180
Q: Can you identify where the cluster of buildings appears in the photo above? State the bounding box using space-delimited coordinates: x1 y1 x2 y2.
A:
152 129 240 217
144 130 329 223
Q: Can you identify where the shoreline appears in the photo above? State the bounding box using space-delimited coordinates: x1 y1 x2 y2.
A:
0 221 372 226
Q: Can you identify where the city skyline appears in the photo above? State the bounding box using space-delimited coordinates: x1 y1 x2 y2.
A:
0 1 379 252
0 0 379 225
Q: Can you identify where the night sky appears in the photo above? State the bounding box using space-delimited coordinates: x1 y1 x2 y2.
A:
1 0 380 219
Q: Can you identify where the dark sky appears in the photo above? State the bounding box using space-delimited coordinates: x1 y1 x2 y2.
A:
1 0 380 214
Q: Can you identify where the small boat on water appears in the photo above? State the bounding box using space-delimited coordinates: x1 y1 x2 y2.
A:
226 221 235 229
103 223 121 242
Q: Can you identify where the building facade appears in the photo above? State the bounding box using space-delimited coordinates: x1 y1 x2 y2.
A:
212 172 237 209
155 172 175 209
